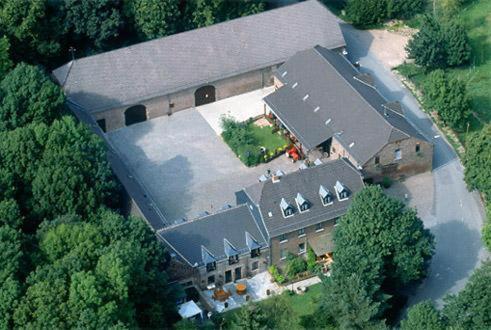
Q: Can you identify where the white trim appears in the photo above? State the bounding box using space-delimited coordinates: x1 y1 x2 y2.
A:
315 228 325 233
298 233 306 238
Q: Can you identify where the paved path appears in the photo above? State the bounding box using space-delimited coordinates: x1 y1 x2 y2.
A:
340 24 489 307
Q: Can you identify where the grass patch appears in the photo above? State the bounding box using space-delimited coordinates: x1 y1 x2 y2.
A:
223 283 324 328
221 116 289 167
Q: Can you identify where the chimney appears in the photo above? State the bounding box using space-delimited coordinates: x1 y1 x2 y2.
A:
272 175 281 183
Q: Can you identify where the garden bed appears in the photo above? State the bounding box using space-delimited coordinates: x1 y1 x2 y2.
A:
221 116 290 167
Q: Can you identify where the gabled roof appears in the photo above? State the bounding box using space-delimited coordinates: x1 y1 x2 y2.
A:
242 158 364 238
158 205 267 266
52 0 345 114
264 46 427 165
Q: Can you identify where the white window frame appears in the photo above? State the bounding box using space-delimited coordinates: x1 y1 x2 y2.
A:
298 242 306 255
395 148 402 160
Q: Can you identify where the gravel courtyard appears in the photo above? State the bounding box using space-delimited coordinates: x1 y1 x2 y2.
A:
108 107 298 223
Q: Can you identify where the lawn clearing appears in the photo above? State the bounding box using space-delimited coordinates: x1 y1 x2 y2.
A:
223 283 324 328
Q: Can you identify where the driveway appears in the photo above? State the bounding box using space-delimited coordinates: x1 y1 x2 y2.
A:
340 23 489 307
108 107 298 223
197 87 275 135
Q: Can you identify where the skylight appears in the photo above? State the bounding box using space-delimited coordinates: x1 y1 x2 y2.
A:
292 82 298 89
281 71 288 77
325 118 331 125
349 142 355 148
302 94 309 101
314 106 320 112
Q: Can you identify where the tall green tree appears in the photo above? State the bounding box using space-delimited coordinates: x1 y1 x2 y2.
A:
387 0 426 19
442 262 491 329
131 0 179 40
0 63 65 131
232 303 268 330
191 0 265 28
63 0 125 51
31 116 119 220
400 301 445 330
407 15 448 69
0 35 12 76
444 20 471 67
463 124 491 200
345 0 388 27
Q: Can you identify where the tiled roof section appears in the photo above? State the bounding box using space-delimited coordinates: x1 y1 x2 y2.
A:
157 205 267 266
244 158 364 237
264 46 427 165
52 0 345 114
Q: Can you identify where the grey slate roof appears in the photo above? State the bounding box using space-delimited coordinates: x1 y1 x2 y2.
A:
157 205 267 266
264 46 427 165
52 0 345 114
243 158 364 238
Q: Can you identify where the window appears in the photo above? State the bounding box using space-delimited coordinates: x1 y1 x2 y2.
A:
280 249 288 260
395 149 402 160
208 275 215 284
251 248 261 258
331 147 336 153
339 190 349 200
315 223 324 232
228 255 239 265
284 207 294 217
415 144 420 153
251 261 259 271
169 102 175 108
298 243 306 254
280 198 294 218
375 156 380 164
299 202 309 212
322 194 332 206
206 262 216 272
298 228 305 237
279 234 288 243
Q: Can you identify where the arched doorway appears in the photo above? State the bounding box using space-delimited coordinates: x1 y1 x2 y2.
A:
195 85 216 106
125 105 147 126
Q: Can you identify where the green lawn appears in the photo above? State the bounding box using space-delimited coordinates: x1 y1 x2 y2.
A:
223 283 323 328
248 124 289 153
396 0 491 144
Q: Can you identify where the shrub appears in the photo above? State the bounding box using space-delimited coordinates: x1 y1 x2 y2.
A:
381 176 393 188
306 246 317 272
345 0 388 27
285 253 307 278
406 15 447 69
268 265 286 284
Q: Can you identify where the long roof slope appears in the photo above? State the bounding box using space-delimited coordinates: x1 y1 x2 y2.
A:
52 0 345 114
243 158 364 238
264 46 427 165
157 205 267 267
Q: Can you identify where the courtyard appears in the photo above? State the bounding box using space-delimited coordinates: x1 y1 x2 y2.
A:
108 89 299 223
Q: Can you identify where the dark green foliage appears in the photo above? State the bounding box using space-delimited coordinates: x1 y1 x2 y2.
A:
63 0 125 51
407 15 448 69
131 0 179 40
232 303 268 330
12 210 176 328
400 300 445 330
388 0 426 19
0 199 22 228
442 262 491 328
345 0 388 27
261 293 297 329
285 253 307 278
0 35 12 76
191 0 266 28
0 63 65 131
268 264 286 284
423 70 471 130
317 274 386 329
31 116 119 220
444 21 471 66
464 124 491 200
315 186 434 326
482 203 491 250
221 116 263 166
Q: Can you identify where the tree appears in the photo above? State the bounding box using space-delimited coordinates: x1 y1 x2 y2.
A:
423 70 471 130
442 262 491 329
316 274 386 329
406 15 448 69
0 35 12 76
387 0 426 19
261 293 297 330
191 0 265 28
63 0 124 51
131 0 179 40
31 116 119 220
345 0 388 27
482 204 491 250
232 303 268 330
400 301 445 330
464 124 491 202
0 63 65 131
0 199 22 229
444 21 471 67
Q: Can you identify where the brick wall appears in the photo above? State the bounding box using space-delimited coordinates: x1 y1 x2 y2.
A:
270 220 336 267
92 66 276 132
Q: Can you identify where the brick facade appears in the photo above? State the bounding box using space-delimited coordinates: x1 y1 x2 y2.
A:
94 66 276 132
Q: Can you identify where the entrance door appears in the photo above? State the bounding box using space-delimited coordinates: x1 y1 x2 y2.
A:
194 85 216 106
125 105 147 126
225 270 232 283
234 267 242 281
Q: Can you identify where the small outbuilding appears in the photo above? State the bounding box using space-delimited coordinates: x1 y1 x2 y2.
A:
178 300 203 321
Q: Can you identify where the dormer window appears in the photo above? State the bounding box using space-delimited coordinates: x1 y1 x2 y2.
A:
335 181 350 201
224 239 239 265
201 246 216 272
280 198 294 218
228 255 239 265
251 248 261 258
295 193 310 212
206 262 216 272
319 185 333 206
